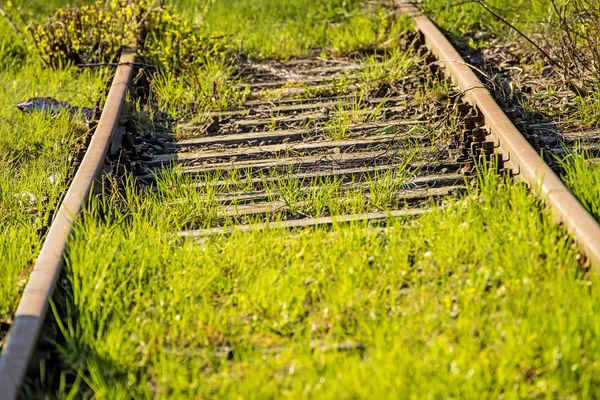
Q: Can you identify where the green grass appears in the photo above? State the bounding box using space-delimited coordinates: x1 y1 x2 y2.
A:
575 87 600 127
25 169 599 398
415 74 452 108
148 0 414 121
8 0 94 16
0 2 107 325
90 143 420 231
422 0 558 39
357 48 420 89
323 92 403 140
151 58 249 121
560 150 600 220
172 0 411 60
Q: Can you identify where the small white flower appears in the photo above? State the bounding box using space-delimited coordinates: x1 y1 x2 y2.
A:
15 191 37 206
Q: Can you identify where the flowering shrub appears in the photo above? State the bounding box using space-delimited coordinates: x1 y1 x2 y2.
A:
28 0 226 72
142 8 228 74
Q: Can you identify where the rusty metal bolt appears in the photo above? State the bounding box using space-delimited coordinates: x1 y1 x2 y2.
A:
530 134 540 148
123 132 135 151
461 129 473 141
482 141 495 155
469 109 483 124
472 127 486 141
463 116 477 130
470 142 482 153
494 154 504 171
457 103 470 116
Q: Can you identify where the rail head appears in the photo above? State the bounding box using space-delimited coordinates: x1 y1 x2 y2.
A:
0 50 135 399
397 0 600 269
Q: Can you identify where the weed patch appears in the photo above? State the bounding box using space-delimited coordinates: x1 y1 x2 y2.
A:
560 150 600 219
29 171 592 398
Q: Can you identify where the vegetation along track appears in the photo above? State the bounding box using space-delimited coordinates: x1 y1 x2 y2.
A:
2 0 600 398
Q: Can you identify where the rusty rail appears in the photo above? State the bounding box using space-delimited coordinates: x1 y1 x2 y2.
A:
398 0 600 269
0 49 135 399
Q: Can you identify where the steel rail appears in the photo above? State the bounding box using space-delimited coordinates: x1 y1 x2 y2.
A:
0 48 135 399
398 1 600 269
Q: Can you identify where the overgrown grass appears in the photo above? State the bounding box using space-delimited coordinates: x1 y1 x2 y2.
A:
4 1 597 398
87 142 420 231
27 170 598 398
149 1 413 120
151 58 249 120
422 0 557 39
0 93 106 323
322 93 408 140
575 87 600 127
172 0 411 60
357 48 420 89
415 74 453 109
0 2 107 326
560 150 600 219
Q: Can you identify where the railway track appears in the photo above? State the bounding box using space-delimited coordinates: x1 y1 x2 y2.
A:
1 1 600 397
134 57 468 235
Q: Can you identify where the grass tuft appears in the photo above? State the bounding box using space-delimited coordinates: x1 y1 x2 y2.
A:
26 169 594 398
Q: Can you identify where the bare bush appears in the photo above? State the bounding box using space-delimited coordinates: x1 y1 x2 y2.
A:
550 0 600 84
